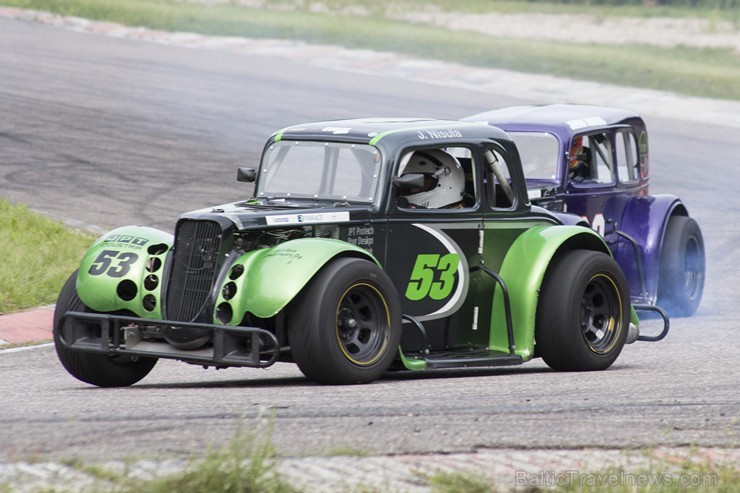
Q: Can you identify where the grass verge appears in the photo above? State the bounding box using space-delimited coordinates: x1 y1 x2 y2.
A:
422 451 740 492
2 0 739 100
44 422 299 493
1 443 737 492
0 200 95 314
120 426 297 493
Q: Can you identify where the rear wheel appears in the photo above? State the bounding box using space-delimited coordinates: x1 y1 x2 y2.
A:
288 258 401 385
54 271 157 387
536 250 630 371
657 216 705 317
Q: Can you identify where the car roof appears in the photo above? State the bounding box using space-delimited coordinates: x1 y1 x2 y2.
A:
463 104 642 140
271 118 512 147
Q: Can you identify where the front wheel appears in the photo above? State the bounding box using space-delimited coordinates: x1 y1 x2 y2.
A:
288 258 402 385
54 271 158 387
536 250 630 371
657 216 705 317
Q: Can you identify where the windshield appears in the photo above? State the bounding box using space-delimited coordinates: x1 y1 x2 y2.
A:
509 132 560 182
256 141 382 202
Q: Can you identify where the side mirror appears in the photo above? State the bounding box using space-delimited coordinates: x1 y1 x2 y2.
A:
237 167 256 183
392 173 424 191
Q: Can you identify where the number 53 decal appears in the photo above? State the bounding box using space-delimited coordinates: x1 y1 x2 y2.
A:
88 250 139 278
405 253 460 301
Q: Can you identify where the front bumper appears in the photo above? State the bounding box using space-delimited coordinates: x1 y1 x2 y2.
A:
59 311 280 368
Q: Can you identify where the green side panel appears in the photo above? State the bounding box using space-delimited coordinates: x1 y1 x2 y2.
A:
630 306 639 327
215 238 378 321
76 226 174 319
489 225 610 359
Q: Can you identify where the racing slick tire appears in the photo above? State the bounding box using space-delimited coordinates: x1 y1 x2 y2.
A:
288 257 402 385
657 216 705 317
53 271 158 387
536 250 630 371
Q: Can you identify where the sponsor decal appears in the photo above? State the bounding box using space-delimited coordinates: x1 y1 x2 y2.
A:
265 211 351 226
346 225 375 254
321 127 351 135
264 248 303 264
104 235 149 247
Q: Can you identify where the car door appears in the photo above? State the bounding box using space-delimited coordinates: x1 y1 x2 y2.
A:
383 145 483 352
563 130 621 245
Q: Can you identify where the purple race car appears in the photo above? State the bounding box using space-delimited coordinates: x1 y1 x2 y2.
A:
463 104 704 316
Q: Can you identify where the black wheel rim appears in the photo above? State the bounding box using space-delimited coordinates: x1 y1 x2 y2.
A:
683 235 703 300
335 283 390 366
579 274 623 354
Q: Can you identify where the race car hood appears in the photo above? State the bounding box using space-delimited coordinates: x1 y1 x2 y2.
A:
179 199 373 230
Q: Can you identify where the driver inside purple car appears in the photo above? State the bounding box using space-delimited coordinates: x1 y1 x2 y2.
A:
568 136 592 181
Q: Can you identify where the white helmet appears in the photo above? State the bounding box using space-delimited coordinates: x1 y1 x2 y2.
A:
399 149 465 209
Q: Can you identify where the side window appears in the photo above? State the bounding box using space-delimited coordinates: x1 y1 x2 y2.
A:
616 131 639 183
587 133 614 184
569 133 613 185
396 146 476 210
484 147 515 210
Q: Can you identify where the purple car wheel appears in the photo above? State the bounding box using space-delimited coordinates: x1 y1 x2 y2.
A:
657 216 705 317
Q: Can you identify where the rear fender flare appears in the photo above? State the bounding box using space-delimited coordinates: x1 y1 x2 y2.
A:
490 225 615 359
617 194 685 303
76 226 174 318
215 238 378 322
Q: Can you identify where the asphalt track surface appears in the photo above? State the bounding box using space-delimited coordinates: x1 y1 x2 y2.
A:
0 12 738 490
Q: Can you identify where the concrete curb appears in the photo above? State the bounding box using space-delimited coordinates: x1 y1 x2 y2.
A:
0 306 54 346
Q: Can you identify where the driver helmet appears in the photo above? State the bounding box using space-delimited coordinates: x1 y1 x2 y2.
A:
400 149 465 209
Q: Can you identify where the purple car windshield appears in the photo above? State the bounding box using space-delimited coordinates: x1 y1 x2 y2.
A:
509 132 560 183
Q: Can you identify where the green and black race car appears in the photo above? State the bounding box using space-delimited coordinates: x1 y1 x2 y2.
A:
54 118 668 386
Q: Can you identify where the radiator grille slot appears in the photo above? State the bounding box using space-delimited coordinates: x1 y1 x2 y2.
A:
166 220 223 323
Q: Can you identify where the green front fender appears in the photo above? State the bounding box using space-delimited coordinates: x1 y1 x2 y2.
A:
214 238 378 323
76 226 174 318
489 225 614 359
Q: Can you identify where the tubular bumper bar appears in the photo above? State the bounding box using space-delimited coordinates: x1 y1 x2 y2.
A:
632 304 670 342
60 311 280 367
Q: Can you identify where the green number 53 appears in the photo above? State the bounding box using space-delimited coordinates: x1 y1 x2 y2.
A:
405 253 460 301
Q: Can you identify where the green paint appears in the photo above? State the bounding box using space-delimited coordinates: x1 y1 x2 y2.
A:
76 226 174 319
398 348 427 371
215 238 378 321
368 130 396 146
405 253 460 301
631 306 639 328
489 225 610 359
